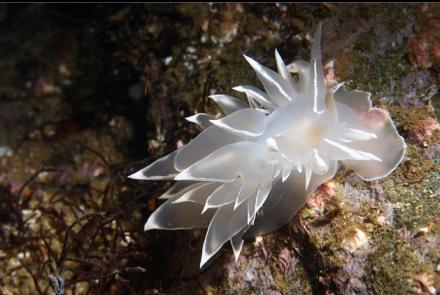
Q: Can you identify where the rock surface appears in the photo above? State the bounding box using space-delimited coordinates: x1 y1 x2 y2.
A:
0 3 438 295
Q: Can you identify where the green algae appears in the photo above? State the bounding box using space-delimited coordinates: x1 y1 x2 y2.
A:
385 167 439 230
370 174 439 294
391 104 438 140
370 228 428 295
368 106 439 294
339 48 414 100
304 189 371 265
432 94 440 120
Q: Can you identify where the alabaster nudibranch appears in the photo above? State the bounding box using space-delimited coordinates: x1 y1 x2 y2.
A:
129 24 406 268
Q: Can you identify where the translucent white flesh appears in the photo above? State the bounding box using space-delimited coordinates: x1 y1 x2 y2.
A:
185 113 214 129
210 108 268 137
128 150 178 180
174 125 242 171
245 159 338 237
175 141 273 184
144 190 215 231
209 94 248 114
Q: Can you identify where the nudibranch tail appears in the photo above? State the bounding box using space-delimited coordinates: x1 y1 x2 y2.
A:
129 24 406 268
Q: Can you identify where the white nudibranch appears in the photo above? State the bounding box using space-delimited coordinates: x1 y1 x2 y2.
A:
128 24 406 268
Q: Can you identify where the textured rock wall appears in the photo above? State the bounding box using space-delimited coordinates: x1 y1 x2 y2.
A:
0 3 438 294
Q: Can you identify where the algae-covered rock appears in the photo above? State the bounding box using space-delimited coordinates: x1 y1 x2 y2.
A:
0 3 438 294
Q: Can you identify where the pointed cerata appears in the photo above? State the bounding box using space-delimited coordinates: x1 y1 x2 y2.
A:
129 24 406 268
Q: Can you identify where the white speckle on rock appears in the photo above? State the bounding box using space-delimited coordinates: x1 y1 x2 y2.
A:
163 56 173 65
0 146 13 157
342 229 369 253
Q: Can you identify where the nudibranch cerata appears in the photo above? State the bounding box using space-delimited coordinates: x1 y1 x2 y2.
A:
129 24 406 268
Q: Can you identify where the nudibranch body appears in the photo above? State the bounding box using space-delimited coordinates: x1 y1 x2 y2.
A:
129 24 406 267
